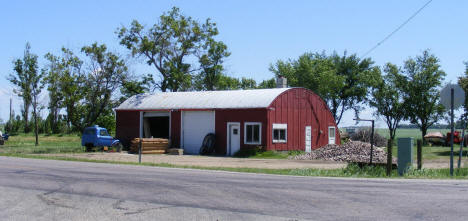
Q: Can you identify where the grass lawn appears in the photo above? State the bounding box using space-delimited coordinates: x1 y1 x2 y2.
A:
374 128 468 160
0 133 84 154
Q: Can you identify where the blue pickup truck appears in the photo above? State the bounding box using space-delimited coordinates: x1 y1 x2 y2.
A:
81 125 122 152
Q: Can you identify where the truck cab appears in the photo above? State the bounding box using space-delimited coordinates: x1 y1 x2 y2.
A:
81 125 121 151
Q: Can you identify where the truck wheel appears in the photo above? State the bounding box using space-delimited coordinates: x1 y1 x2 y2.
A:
85 144 93 152
112 143 123 152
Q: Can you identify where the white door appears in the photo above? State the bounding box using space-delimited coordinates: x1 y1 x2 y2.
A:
305 126 312 152
328 126 336 145
228 123 240 156
182 111 215 154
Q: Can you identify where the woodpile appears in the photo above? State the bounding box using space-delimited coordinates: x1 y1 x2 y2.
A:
167 148 184 155
130 138 169 154
290 141 396 163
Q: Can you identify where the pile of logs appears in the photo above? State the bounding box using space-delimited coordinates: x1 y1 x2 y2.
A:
130 138 169 154
291 141 395 163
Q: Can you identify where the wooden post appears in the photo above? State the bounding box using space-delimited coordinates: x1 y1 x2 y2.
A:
417 139 422 170
387 139 392 176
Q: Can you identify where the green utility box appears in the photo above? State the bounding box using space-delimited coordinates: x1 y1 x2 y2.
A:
397 138 414 175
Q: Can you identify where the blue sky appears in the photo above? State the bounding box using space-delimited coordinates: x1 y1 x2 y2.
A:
1 0 467 127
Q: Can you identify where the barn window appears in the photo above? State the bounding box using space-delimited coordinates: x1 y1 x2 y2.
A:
244 122 262 145
272 124 287 143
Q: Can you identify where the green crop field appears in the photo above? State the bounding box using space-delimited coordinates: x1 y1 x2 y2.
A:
375 128 452 141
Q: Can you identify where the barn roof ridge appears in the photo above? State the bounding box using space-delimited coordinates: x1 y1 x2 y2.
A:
116 87 294 110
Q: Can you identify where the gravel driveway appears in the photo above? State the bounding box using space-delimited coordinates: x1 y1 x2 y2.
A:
44 152 347 169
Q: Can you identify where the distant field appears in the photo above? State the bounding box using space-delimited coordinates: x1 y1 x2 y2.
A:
0 133 83 154
375 128 452 141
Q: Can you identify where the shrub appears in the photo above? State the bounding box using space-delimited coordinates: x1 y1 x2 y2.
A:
350 128 387 147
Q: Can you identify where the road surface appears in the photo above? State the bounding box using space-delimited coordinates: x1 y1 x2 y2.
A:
0 156 467 220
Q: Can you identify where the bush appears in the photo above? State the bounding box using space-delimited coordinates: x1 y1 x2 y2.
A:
350 128 387 147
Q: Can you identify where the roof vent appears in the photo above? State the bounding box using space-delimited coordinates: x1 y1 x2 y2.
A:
276 76 287 88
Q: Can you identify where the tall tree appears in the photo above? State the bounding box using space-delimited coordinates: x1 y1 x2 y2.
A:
369 63 405 143
458 62 468 117
400 50 446 142
71 43 128 132
257 78 276 89
240 77 257 89
117 7 218 92
43 52 64 133
43 47 84 133
32 69 45 145
197 39 231 90
7 43 36 133
270 51 379 125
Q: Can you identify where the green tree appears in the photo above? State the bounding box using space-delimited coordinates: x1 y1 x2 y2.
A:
43 47 84 133
71 43 128 132
257 78 276 89
369 63 405 143
197 39 231 90
400 50 446 143
7 43 36 133
117 7 218 92
270 51 378 125
240 77 257 89
119 73 154 103
458 62 468 117
216 75 241 90
43 52 64 133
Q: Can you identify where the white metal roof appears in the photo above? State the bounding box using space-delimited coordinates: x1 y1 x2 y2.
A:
116 88 291 110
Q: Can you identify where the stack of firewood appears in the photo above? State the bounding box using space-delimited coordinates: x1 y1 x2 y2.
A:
130 138 169 154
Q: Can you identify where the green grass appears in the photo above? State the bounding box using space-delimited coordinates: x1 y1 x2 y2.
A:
1 153 467 179
374 128 468 160
233 148 304 159
0 133 84 154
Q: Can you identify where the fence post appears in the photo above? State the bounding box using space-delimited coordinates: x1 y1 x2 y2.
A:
417 139 422 170
387 139 392 176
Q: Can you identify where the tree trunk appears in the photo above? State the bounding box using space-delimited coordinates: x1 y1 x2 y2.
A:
23 103 30 133
421 126 428 146
33 104 38 146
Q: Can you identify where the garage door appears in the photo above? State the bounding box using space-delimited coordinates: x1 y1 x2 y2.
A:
182 111 215 154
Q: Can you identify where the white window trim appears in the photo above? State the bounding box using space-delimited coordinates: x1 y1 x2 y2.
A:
244 122 262 145
272 123 287 143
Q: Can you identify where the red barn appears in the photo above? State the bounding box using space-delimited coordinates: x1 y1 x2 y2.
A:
115 87 340 155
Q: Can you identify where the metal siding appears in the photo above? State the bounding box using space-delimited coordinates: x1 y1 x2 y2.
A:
267 88 340 151
115 111 140 147
215 109 268 155
117 88 290 110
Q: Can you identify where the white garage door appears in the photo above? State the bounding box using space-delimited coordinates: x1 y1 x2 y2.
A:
182 111 215 154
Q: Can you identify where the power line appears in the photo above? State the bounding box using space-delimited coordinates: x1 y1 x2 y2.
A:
361 0 433 58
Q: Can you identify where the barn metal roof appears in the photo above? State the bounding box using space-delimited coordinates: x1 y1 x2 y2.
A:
116 88 291 110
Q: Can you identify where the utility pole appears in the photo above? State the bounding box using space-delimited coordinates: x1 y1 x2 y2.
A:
9 98 12 132
354 118 375 165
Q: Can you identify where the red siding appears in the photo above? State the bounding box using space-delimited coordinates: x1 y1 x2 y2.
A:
170 111 181 148
116 111 140 147
215 109 268 155
267 88 340 151
116 88 339 154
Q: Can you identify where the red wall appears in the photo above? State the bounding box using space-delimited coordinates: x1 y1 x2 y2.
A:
115 111 140 147
116 88 339 153
267 88 340 151
215 109 268 155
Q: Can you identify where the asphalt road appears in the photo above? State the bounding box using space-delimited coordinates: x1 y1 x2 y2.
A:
0 157 468 221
